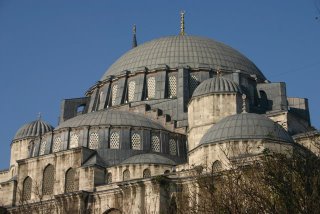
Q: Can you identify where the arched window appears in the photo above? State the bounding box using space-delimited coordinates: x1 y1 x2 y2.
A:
22 177 32 201
89 132 100 149
168 75 177 98
70 133 79 149
106 172 112 184
169 139 177 156
39 141 47 155
212 160 222 171
143 169 151 178
52 137 62 152
189 74 199 95
28 141 34 157
42 165 54 195
123 169 130 181
151 134 160 152
147 77 156 99
111 84 118 106
65 168 77 193
131 132 141 150
77 104 86 114
110 131 120 149
128 81 136 102
32 142 39 156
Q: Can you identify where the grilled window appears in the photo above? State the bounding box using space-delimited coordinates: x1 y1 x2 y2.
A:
151 135 160 152
111 84 118 106
131 132 141 150
168 75 177 98
52 137 62 152
212 160 222 171
42 165 54 195
110 131 120 149
39 141 46 155
106 172 112 184
169 139 177 156
65 168 77 193
22 177 32 201
89 132 99 149
70 133 79 148
143 169 151 178
128 81 136 102
123 169 130 181
147 77 156 99
189 74 199 95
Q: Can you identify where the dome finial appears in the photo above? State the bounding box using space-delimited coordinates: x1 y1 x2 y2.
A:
242 94 247 113
37 112 42 120
216 67 222 77
132 24 137 48
180 11 185 36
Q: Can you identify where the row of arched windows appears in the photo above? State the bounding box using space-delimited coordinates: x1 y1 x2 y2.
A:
33 131 178 156
106 168 153 184
110 75 178 107
22 166 77 201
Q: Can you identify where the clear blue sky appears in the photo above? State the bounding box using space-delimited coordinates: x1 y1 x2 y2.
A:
0 0 319 170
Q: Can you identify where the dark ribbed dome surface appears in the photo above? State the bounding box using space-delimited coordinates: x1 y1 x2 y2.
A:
192 76 242 97
101 35 265 80
55 110 165 130
121 154 176 165
200 113 293 145
14 120 54 140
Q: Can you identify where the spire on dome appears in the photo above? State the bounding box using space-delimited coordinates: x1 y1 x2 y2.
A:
132 24 137 48
180 11 185 36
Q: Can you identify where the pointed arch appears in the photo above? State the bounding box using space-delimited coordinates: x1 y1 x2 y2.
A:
65 168 78 193
42 164 54 195
22 176 32 201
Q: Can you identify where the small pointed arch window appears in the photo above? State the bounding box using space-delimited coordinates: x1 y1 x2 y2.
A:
123 169 130 181
131 132 141 150
128 80 136 102
42 164 54 195
39 141 47 155
212 160 222 172
147 76 156 99
110 130 120 149
151 133 160 152
70 133 79 149
143 169 151 178
28 140 34 157
106 172 112 184
168 75 177 98
89 132 100 149
22 176 32 201
111 84 118 106
169 138 177 156
52 137 62 152
65 168 78 193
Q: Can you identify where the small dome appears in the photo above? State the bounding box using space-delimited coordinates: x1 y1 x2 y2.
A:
192 76 242 97
55 110 165 130
14 120 54 140
200 113 293 145
101 35 265 81
121 154 176 165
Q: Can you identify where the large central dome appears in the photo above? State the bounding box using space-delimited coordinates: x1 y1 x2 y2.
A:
101 35 265 80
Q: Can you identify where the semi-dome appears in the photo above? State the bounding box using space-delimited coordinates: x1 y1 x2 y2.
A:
14 120 54 140
56 110 165 130
101 35 265 81
192 76 242 98
121 153 176 165
200 113 293 145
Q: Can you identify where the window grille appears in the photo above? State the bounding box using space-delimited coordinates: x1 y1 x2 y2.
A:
131 132 141 150
147 77 156 99
106 172 112 184
111 84 118 106
65 168 77 193
168 75 177 98
123 169 130 181
22 177 32 201
39 141 47 155
28 141 34 156
89 132 99 149
143 169 151 178
212 160 222 171
169 139 177 156
151 135 160 152
189 74 199 95
70 133 79 148
52 137 62 152
42 165 54 195
128 81 136 102
110 131 120 149
32 143 38 156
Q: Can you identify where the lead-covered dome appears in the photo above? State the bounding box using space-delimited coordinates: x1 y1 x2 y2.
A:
200 113 293 145
101 35 265 80
14 120 54 140
192 76 242 97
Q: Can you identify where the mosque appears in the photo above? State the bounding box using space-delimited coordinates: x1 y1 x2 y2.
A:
0 13 318 213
